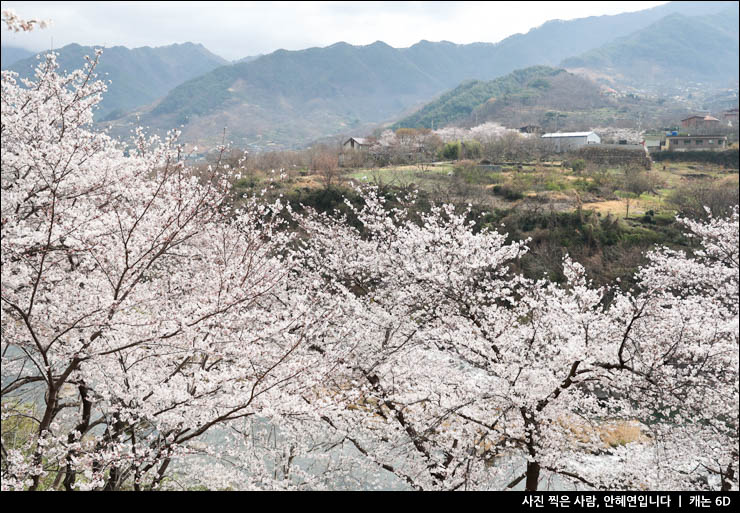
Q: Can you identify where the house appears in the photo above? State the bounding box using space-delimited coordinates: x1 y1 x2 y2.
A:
343 137 371 150
665 134 728 151
680 115 721 131
541 131 600 153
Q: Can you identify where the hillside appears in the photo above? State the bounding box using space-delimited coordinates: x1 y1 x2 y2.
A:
393 66 695 132
394 66 572 129
122 1 736 150
7 42 228 121
235 54 263 64
562 6 740 92
131 41 447 151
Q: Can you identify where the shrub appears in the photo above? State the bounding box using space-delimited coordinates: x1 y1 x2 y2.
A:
570 159 586 174
461 140 482 159
622 165 662 195
492 184 525 200
441 140 462 160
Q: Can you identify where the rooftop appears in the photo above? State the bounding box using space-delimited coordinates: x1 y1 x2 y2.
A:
592 144 645 150
344 137 370 145
681 115 720 122
541 131 597 138
666 134 727 139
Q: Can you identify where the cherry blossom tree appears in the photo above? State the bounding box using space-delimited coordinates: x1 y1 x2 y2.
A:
606 208 739 491
1 50 353 491
293 189 738 491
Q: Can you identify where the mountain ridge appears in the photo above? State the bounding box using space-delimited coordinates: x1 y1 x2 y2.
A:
561 5 740 92
6 42 228 121
129 1 737 149
8 1 734 150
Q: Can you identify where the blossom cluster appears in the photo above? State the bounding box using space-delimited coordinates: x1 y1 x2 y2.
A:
2 9 51 32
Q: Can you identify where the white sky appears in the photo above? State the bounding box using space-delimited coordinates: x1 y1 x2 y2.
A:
1 1 669 61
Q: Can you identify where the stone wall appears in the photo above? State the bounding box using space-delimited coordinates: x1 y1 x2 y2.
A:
573 145 651 170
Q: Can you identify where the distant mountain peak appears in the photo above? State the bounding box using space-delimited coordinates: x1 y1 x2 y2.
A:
366 40 392 48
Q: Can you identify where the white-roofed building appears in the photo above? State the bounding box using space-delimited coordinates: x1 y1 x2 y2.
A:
541 131 600 152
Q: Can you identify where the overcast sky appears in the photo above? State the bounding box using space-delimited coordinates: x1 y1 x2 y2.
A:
2 1 668 61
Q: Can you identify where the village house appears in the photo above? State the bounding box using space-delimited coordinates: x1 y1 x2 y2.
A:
680 115 721 131
342 137 372 150
541 131 600 152
665 134 728 151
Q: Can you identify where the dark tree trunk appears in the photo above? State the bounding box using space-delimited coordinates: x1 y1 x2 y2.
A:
525 460 540 491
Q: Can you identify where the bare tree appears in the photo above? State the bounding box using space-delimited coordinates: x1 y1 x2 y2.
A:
310 146 340 189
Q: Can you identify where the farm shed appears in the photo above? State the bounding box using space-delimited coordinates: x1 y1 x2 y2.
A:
343 137 371 150
541 131 600 153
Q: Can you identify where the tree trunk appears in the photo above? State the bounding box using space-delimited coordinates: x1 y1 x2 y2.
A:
525 460 540 491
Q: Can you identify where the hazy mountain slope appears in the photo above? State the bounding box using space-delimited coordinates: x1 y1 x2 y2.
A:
236 54 263 64
486 1 735 72
7 42 228 120
394 66 569 129
562 7 740 91
1 46 34 69
393 66 693 132
397 1 737 86
116 1 737 149
139 41 446 149
152 41 442 122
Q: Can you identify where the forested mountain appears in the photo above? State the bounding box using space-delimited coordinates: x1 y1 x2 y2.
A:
6 42 228 120
393 66 573 129
0 45 34 68
562 5 740 91
393 66 693 132
124 1 736 149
